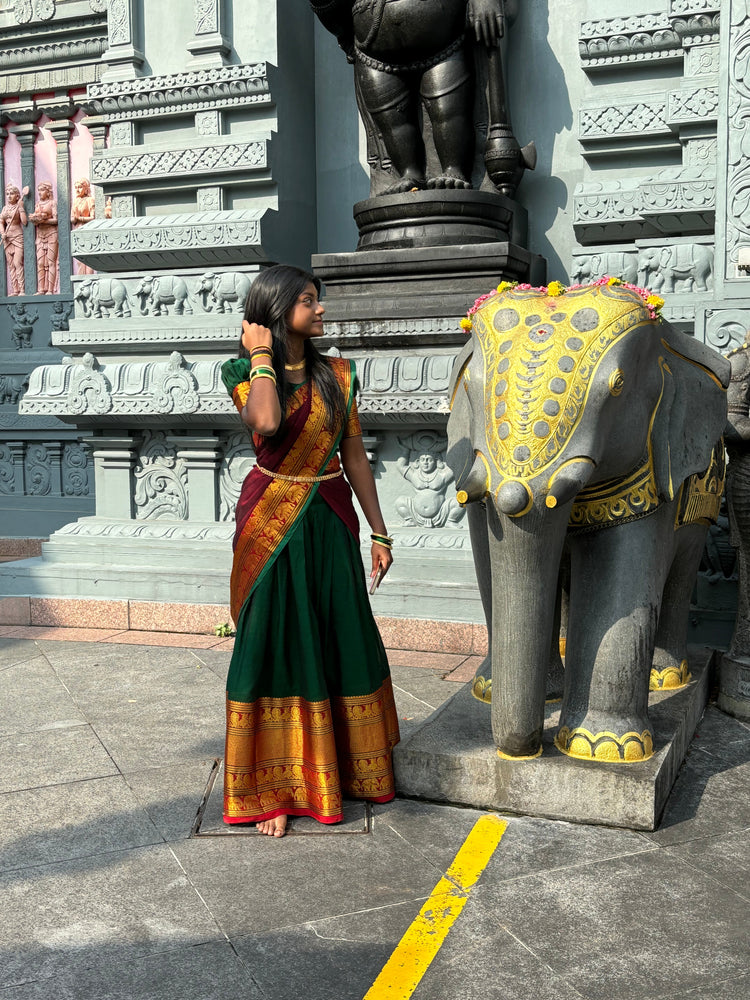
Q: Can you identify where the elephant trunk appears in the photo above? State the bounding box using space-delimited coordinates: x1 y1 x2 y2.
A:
487 500 570 757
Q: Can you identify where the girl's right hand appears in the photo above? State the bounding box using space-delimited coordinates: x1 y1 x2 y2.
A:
241 320 273 354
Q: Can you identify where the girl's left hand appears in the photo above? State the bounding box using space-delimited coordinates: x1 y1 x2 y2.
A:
370 542 393 589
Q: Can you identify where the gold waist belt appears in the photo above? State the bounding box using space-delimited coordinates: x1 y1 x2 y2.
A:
255 465 343 484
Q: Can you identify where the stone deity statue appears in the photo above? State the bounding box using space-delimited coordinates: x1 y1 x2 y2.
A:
70 177 96 276
0 183 28 295
29 182 58 295
311 0 533 197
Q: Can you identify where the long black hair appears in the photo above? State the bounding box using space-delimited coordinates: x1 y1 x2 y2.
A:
238 264 345 436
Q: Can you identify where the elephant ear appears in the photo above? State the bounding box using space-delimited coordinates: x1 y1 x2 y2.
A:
446 339 476 487
651 324 730 500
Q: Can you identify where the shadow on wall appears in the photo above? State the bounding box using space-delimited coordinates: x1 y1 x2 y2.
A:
507 0 573 281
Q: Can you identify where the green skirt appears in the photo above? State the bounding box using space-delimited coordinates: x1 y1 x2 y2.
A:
223 494 400 824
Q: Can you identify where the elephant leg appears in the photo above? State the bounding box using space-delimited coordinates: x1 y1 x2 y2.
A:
651 523 706 690
487 503 569 758
559 506 674 762
467 501 492 701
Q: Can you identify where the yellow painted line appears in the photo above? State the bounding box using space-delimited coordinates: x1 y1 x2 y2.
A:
363 814 508 999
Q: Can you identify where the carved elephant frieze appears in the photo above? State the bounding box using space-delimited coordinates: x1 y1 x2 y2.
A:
134 275 193 317
197 271 251 313
75 277 131 319
637 244 713 293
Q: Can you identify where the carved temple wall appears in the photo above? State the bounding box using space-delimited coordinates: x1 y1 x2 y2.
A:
1 0 748 626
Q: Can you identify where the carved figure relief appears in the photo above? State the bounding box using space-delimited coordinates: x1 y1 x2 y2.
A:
70 177 95 276
636 243 714 293
135 275 193 316
395 431 464 528
29 182 58 295
311 0 534 197
75 277 131 319
197 271 250 313
0 184 28 296
0 374 30 405
8 303 37 350
50 300 73 332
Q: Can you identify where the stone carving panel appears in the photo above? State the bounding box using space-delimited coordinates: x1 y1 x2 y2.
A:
108 0 131 46
64 354 114 415
62 441 91 496
0 444 15 495
195 0 219 34
636 241 714 293
134 430 187 520
579 98 667 142
91 139 268 185
219 431 254 521
395 430 464 529
25 442 51 496
570 249 639 285
703 308 750 354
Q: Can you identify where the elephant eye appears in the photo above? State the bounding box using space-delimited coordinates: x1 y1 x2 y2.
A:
609 369 625 396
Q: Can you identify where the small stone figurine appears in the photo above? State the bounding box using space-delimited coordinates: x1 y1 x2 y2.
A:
0 183 28 295
70 177 96 276
29 181 58 295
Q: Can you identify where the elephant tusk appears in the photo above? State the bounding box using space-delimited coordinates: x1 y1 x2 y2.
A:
546 458 596 509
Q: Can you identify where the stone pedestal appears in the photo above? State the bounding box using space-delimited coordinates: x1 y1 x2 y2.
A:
718 653 750 722
393 648 714 831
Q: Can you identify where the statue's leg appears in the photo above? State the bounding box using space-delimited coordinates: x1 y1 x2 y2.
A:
12 244 24 295
421 51 473 188
354 61 426 192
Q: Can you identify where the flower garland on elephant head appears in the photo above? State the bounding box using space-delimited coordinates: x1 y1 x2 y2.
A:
459 275 666 332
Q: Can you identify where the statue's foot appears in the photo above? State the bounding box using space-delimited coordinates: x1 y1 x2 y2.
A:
382 174 426 194
256 814 287 838
555 713 653 762
650 658 691 691
426 169 471 190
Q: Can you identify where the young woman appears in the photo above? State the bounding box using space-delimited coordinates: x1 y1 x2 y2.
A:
220 264 400 838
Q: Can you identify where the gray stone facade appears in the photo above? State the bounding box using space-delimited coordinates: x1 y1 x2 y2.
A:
0 0 747 628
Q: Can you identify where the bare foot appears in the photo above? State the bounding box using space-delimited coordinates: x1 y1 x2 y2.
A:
256 815 287 838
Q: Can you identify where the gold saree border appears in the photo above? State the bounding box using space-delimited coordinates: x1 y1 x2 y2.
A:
223 676 399 824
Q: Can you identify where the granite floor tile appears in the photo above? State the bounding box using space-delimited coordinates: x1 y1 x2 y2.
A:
232 901 425 1000
39 643 225 771
0 637 45 671
4 626 125 642
0 725 118 794
664 827 750 900
0 776 163 873
642 973 750 999
190 647 232 682
0 845 223 989
0 655 86 737
468 848 750 1000
645 741 750 846
171 818 443 937
444 653 484 682
377 801 654 884
384 649 468 670
123 759 219 842
0 940 260 999
389 663 456 742
102 631 225 648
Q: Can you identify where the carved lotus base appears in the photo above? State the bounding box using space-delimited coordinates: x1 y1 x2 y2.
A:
497 745 542 761
471 675 492 703
649 659 691 691
554 726 654 762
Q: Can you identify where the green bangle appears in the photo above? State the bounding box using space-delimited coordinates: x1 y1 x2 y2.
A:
249 366 276 379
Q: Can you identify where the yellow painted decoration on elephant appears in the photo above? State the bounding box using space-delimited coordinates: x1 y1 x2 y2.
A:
472 283 653 482
555 725 654 762
650 660 691 690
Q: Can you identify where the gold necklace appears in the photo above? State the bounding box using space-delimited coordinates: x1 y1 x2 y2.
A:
285 359 306 371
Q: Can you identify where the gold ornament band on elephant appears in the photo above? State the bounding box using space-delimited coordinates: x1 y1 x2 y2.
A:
649 659 691 690
554 726 654 762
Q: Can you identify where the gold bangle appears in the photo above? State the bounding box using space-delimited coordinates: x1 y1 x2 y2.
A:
248 371 277 385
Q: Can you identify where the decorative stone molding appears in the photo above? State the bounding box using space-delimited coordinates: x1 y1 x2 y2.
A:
698 305 750 354
579 8 719 71
54 518 234 541
667 84 719 123
218 431 254 522
574 169 715 243
0 437 90 499
0 35 106 73
69 211 270 270
579 97 668 143
84 63 271 120
722 4 750 279
90 137 269 189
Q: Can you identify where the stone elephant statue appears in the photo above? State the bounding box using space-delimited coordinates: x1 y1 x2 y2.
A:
446 280 729 762
75 277 131 319
637 244 713 293
134 275 192 316
197 271 251 313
